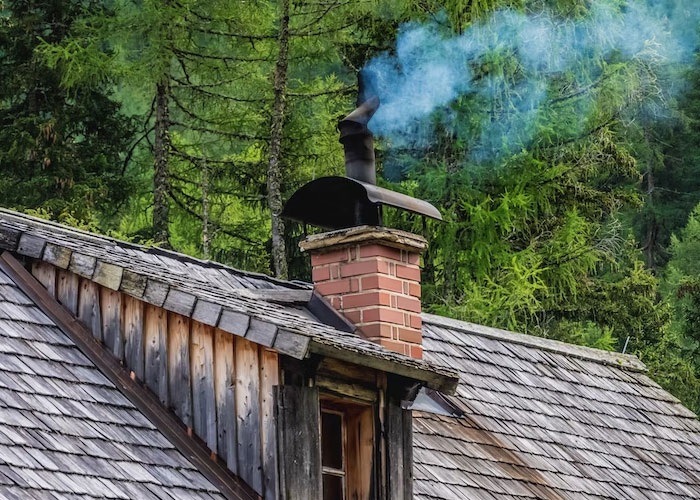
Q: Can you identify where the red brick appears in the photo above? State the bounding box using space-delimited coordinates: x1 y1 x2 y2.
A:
396 295 421 313
409 314 422 329
315 279 351 296
344 310 361 324
349 278 360 292
359 244 402 261
409 344 423 359
340 260 389 277
311 265 330 282
361 275 403 293
409 282 421 298
311 248 349 266
361 307 405 325
342 291 391 309
397 327 422 344
396 264 421 281
375 339 410 356
331 297 341 309
361 322 393 338
330 264 340 279
406 252 420 265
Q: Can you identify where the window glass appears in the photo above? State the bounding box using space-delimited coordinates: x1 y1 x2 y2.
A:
321 411 343 470
323 474 344 500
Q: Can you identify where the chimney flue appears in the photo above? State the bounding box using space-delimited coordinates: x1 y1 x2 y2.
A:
339 96 379 185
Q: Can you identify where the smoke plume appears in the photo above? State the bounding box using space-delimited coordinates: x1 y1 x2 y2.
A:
362 1 700 162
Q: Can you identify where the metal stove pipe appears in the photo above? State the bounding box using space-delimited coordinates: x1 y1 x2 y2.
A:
338 97 379 185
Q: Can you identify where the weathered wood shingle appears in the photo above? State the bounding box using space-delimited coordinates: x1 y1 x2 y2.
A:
0 267 228 499
414 313 700 500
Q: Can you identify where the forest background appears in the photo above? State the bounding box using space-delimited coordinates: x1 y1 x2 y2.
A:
3 0 700 413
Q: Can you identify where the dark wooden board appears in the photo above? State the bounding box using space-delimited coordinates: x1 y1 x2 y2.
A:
260 349 279 499
56 270 79 314
215 329 237 474
235 337 262 494
17 233 46 259
69 253 96 279
100 287 123 361
124 295 145 381
78 278 101 341
145 303 168 405
192 300 223 327
275 385 321 500
93 261 123 290
120 269 147 298
168 312 192 427
246 319 277 348
219 309 250 337
164 288 197 316
191 321 217 452
43 243 72 269
144 279 169 307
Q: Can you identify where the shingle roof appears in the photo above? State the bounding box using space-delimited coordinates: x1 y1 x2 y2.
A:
415 313 700 500
0 266 229 499
0 209 457 392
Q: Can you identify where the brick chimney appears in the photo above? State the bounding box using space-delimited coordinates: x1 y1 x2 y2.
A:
300 226 426 359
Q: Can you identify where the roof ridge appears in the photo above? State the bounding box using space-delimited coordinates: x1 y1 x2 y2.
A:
0 208 309 290
421 312 647 372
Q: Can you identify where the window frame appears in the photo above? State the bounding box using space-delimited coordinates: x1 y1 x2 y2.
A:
321 407 347 500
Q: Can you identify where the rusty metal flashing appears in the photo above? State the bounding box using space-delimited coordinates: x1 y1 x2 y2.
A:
0 252 258 500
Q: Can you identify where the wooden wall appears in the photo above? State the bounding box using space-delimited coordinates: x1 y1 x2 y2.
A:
31 261 279 498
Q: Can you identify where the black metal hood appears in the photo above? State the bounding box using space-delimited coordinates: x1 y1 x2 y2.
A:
282 98 442 230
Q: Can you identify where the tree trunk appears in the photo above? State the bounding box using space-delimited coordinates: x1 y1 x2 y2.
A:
644 128 656 271
154 78 171 248
202 153 211 259
267 0 290 279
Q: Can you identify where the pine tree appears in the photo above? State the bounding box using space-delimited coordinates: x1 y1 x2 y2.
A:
0 0 135 224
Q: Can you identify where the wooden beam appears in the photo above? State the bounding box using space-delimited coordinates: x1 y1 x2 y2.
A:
101 287 123 360
56 270 79 315
124 295 145 381
31 262 55 298
78 278 101 341
168 312 192 427
235 337 262 495
260 348 279 499
214 328 237 474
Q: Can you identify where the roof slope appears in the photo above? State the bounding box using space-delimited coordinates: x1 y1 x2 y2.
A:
0 209 456 392
0 267 228 499
415 313 700 500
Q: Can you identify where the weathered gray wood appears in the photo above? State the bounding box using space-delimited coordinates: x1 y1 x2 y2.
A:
276 385 321 500
78 278 101 341
260 349 279 499
192 300 222 327
245 319 277 348
43 243 72 269
93 261 123 291
386 397 413 500
120 269 147 298
168 312 192 427
0 226 20 250
69 253 96 279
214 328 237 474
56 270 79 314
17 233 46 258
163 288 197 316
123 295 145 381
218 309 250 337
145 303 168 405
144 279 169 307
191 321 217 452
31 262 56 298
235 337 262 494
273 330 310 359
315 375 377 402
100 288 123 360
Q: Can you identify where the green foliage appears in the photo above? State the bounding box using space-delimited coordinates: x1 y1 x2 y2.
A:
0 0 135 224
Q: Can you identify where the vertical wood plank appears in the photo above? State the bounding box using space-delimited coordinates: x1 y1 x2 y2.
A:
124 296 145 380
56 270 79 315
168 312 192 427
191 321 217 452
145 304 168 405
386 396 412 500
78 278 101 341
214 329 237 474
235 337 262 495
100 288 122 360
275 385 321 500
260 348 279 500
31 262 56 297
